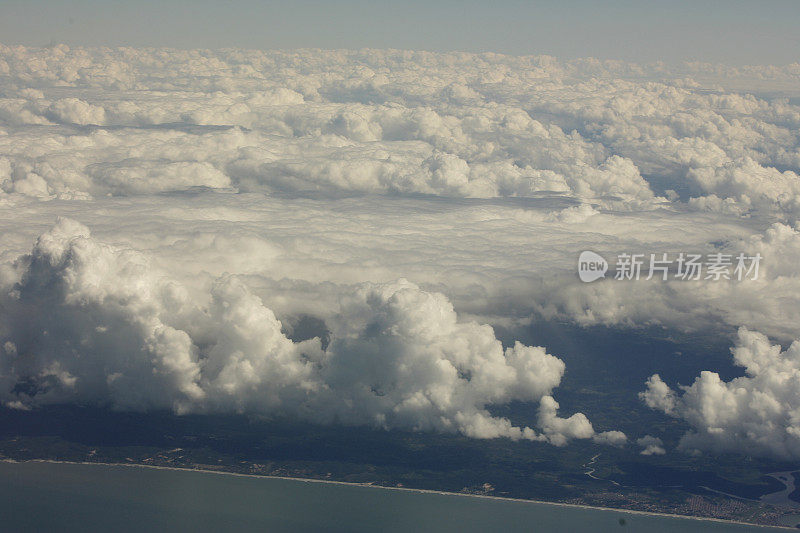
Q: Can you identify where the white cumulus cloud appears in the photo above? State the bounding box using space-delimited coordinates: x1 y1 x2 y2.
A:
0 219 622 445
642 328 800 459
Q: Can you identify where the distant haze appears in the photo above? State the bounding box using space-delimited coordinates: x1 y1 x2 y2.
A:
0 0 799 65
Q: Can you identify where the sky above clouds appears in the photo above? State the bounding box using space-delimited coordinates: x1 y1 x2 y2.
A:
1 15 800 459
0 1 799 65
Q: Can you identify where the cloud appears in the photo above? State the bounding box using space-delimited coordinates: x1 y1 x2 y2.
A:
0 217 205 411
46 98 106 126
636 435 666 456
688 158 800 217
0 219 622 445
641 328 800 459
2 184 799 345
0 45 796 217
0 44 795 212
1 43 800 454
593 430 628 447
86 159 231 195
640 375 676 415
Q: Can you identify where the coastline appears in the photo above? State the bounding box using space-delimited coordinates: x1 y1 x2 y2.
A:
1 458 792 530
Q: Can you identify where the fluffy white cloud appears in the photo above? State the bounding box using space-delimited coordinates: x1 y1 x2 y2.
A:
0 44 791 213
642 328 800 459
0 219 621 445
688 158 800 217
0 44 795 213
593 430 628 447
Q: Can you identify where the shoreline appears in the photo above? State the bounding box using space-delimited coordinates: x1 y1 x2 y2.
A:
1 458 793 530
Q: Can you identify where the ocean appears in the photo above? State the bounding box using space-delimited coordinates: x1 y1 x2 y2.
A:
0 461 779 532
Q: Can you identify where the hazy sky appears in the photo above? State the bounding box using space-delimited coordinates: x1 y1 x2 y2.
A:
1 0 798 64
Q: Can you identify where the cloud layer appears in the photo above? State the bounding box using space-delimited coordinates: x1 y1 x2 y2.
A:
1 44 800 453
1 45 798 215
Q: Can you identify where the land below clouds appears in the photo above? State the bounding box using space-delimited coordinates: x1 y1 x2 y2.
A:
0 389 795 528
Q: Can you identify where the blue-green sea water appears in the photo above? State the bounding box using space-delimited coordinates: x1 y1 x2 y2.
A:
0 461 782 532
